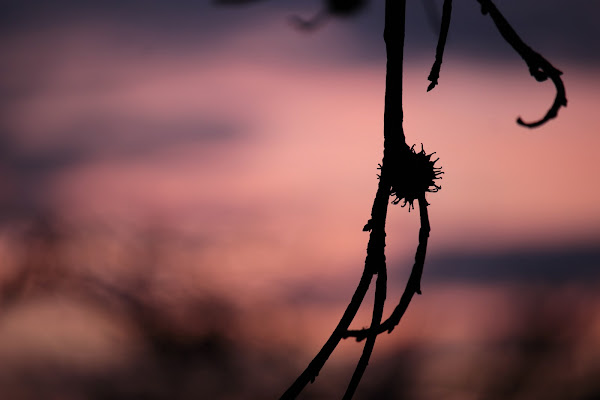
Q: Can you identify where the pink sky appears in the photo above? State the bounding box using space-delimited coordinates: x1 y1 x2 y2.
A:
2 20 598 295
1 12 600 399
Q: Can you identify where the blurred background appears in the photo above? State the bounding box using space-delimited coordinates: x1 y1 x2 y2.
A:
1 0 599 398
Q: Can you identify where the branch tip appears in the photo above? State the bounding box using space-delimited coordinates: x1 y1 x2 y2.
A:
477 0 567 128
426 0 452 92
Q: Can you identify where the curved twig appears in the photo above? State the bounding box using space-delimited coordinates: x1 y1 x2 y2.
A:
477 0 567 128
280 174 392 399
217 0 563 398
342 251 387 400
427 0 453 92
280 1 408 398
344 196 430 341
279 267 374 399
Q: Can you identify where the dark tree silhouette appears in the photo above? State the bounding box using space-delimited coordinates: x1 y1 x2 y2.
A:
218 1 567 398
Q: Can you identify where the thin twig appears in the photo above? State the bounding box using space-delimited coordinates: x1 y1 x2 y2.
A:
279 176 392 400
427 0 453 92
344 195 430 341
342 251 387 400
477 0 567 127
279 267 374 399
280 1 408 398
216 0 563 397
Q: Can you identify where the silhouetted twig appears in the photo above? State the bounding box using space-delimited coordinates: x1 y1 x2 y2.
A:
280 1 408 398
278 267 374 399
477 0 567 127
215 0 567 398
427 0 453 92
343 255 387 399
345 196 430 341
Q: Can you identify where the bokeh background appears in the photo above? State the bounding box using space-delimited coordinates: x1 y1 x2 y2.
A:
1 1 599 398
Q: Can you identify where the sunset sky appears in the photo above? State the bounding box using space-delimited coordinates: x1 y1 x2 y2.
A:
2 0 598 287
1 1 599 398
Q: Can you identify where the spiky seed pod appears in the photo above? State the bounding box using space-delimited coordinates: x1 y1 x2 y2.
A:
388 144 443 210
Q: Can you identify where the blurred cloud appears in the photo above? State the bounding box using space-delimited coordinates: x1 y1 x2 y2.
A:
425 244 600 285
0 9 598 281
1 0 597 65
1 3 600 398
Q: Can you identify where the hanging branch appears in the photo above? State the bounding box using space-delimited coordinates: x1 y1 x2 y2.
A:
279 266 373 399
427 0 453 92
342 251 387 400
345 195 431 341
280 0 409 398
215 0 565 398
477 0 567 128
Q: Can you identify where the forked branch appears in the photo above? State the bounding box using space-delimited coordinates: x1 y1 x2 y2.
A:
280 1 408 398
344 195 431 342
215 1 568 399
279 165 393 400
342 246 387 400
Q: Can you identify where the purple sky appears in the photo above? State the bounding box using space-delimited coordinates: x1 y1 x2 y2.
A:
1 4 600 398
1 0 599 293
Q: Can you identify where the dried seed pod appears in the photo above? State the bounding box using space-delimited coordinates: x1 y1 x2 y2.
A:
388 144 443 210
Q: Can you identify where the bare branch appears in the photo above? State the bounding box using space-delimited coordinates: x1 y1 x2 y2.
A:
280 169 393 399
280 2 409 398
344 196 430 341
342 254 387 400
427 0 453 92
477 0 567 128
